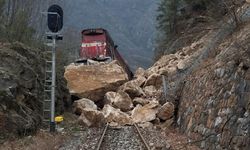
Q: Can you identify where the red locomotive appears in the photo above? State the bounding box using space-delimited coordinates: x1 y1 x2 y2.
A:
76 28 133 78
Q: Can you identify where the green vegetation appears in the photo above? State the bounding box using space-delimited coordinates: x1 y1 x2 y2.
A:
0 0 4 12
155 0 241 60
5 10 35 43
155 0 180 59
0 0 38 46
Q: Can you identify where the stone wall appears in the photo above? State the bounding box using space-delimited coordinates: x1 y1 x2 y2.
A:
178 23 250 149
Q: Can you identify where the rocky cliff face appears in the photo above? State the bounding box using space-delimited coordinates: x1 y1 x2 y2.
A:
0 42 69 141
178 23 250 149
146 4 250 149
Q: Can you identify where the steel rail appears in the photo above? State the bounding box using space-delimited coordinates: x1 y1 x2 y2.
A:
96 123 151 150
133 123 151 150
96 123 109 150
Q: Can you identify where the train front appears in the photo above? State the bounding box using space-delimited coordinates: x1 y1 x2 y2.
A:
76 29 111 63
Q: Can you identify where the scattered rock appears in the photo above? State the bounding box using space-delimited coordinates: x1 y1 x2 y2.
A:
143 85 158 97
131 101 159 123
73 98 97 115
176 58 193 70
134 67 146 78
119 79 145 98
102 104 133 126
157 102 175 120
64 60 128 101
133 97 150 106
78 109 105 127
104 91 133 112
144 73 162 87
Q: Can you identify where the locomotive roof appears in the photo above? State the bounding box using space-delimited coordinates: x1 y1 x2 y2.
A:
82 28 108 35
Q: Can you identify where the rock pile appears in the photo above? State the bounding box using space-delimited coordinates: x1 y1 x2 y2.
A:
68 31 208 128
71 66 175 127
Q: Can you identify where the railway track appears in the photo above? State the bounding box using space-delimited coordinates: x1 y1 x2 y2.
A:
96 123 151 150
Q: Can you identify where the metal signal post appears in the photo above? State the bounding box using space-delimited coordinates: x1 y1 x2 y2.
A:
42 4 63 132
50 35 56 132
44 32 63 132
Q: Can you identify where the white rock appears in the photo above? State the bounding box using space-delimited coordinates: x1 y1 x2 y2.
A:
102 104 133 126
73 98 97 115
131 101 159 123
78 108 105 127
104 91 134 112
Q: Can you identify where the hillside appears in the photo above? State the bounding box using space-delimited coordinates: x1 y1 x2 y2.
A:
0 43 69 141
1 0 157 70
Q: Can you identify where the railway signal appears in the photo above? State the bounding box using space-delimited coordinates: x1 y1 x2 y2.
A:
47 5 63 33
43 4 63 132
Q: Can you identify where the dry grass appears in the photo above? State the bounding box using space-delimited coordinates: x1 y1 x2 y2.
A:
0 130 66 150
0 112 79 150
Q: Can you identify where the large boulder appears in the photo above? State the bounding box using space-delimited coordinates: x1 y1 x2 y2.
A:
64 60 128 101
73 98 106 127
78 109 106 127
157 102 175 120
104 91 133 112
102 104 133 126
131 100 160 123
73 98 97 115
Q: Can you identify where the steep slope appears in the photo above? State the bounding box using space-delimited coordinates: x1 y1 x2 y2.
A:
178 22 250 150
137 4 250 149
0 43 69 141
